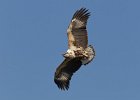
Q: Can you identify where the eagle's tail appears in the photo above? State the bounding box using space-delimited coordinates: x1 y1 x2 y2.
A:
81 45 95 65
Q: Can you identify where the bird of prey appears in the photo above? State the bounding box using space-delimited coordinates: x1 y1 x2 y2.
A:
54 8 95 90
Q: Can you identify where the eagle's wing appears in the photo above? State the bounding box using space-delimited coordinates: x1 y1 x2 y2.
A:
54 57 82 90
67 8 90 49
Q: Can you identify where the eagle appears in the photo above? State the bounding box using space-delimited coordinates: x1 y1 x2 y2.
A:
54 8 95 90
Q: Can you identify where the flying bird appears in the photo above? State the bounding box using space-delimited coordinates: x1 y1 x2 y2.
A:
54 8 95 90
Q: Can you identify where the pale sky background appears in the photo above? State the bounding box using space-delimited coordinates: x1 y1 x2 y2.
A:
0 0 140 100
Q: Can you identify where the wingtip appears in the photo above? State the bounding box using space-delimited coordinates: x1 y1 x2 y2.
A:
72 7 91 20
54 72 70 91
54 78 70 91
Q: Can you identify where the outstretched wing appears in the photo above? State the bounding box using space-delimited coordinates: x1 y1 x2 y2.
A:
67 8 90 49
54 57 82 90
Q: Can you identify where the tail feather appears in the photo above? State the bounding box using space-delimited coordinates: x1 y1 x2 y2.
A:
81 45 95 65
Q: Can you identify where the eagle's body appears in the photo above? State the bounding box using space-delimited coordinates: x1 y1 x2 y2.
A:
54 8 95 90
64 45 95 65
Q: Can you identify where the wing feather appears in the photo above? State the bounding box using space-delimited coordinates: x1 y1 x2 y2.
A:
54 58 82 90
67 8 90 49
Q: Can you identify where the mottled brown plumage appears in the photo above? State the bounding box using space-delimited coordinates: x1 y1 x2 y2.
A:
67 8 90 49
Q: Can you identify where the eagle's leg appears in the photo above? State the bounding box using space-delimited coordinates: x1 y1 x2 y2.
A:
73 49 88 58
82 51 89 58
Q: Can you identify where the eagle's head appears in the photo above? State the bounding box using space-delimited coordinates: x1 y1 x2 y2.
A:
62 49 75 58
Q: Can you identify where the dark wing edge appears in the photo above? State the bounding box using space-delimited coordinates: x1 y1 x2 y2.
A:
71 7 90 29
54 58 82 90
